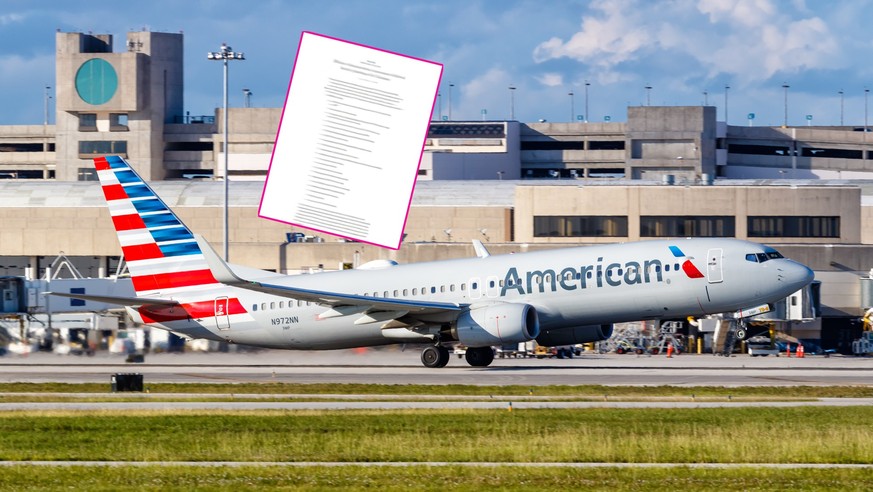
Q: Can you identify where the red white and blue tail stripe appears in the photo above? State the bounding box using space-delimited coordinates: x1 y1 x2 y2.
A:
95 155 220 296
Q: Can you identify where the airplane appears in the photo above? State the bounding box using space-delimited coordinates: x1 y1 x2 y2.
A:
50 155 814 368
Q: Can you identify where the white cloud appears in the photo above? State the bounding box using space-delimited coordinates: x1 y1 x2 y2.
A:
0 13 25 25
536 73 564 87
533 0 843 86
533 0 649 70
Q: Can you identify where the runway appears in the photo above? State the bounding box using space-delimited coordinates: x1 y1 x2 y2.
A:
2 349 873 386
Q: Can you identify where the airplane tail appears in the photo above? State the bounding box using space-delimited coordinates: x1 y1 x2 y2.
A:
95 155 220 296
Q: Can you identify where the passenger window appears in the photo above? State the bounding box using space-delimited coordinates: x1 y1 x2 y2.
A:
489 280 495 288
450 284 455 292
461 283 466 291
252 304 258 312
383 291 389 297
617 269 623 276
279 301 284 309
664 265 670 272
431 287 436 294
393 290 399 297
403 289 408 296
412 288 418 295
261 302 266 310
472 282 478 290
587 271 593 279
440 285 446 293
674 263 680 271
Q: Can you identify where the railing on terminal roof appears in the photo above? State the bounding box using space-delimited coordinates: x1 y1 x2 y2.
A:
172 114 216 124
427 122 506 138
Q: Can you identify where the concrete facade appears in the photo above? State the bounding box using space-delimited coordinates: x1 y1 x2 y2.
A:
54 31 184 181
514 183 860 244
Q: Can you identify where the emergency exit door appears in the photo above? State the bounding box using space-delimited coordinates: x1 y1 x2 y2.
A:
706 248 724 283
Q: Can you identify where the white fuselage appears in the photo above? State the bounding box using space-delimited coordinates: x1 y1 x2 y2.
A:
130 238 813 350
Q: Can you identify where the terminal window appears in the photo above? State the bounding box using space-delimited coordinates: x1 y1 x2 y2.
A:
534 216 628 237
78 140 127 158
747 216 840 238
78 113 97 131
640 216 736 237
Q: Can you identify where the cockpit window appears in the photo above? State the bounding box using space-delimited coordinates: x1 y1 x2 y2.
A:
746 248 785 263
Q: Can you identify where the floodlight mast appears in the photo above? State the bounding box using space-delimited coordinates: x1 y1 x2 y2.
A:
207 44 245 261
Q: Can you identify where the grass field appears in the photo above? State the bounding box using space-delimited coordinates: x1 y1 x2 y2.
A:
1 465 873 491
3 384 873 489
2 407 873 463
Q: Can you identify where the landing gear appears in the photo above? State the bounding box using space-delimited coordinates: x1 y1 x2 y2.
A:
465 346 495 367
421 345 450 368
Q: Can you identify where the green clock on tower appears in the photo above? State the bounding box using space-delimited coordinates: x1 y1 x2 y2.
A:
75 58 118 105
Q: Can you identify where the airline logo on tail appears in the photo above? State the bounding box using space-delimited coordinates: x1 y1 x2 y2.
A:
95 155 218 294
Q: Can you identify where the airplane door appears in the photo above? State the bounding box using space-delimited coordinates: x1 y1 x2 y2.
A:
214 296 230 330
706 248 724 284
469 277 482 300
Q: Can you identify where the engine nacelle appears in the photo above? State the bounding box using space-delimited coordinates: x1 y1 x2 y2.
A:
535 324 614 347
452 303 540 347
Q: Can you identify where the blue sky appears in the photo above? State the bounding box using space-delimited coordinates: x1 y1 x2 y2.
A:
2 0 873 127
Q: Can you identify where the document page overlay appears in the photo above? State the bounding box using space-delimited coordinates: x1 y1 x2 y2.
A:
259 32 443 249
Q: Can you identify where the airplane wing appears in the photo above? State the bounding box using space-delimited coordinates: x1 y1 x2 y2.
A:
46 292 180 308
193 235 464 313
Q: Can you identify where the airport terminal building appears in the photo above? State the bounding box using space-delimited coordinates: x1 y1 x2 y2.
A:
2 30 873 351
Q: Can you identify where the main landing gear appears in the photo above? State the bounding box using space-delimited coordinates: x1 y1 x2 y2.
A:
419 345 495 368
464 346 494 367
421 345 450 368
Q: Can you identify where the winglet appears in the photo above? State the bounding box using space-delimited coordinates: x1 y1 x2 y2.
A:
472 239 491 258
194 235 247 285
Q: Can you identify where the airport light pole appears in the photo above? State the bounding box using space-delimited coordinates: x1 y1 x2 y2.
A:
243 88 252 108
782 83 789 127
448 83 454 120
207 43 245 261
645 85 652 106
584 80 590 122
44 86 52 125
839 90 844 126
568 90 575 122
508 85 516 120
866 88 870 132
703 90 708 106
724 84 730 124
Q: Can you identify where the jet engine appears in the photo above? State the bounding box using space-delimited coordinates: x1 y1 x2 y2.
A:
450 303 540 347
535 324 614 346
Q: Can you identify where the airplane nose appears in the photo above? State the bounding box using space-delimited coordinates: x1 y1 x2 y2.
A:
782 261 814 289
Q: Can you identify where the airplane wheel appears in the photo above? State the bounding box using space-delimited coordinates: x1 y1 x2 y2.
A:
465 346 495 367
736 328 747 340
421 345 450 368
635 348 644 355
616 347 626 355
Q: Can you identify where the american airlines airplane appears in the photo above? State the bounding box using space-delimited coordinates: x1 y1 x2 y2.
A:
53 156 814 368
